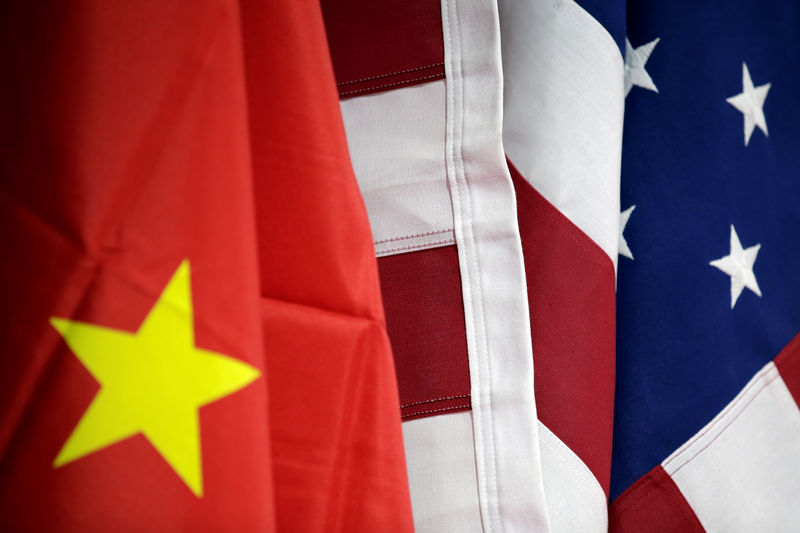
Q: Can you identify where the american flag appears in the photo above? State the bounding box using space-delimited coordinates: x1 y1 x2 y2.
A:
328 0 800 530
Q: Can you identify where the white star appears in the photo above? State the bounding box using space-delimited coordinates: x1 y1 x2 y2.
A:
625 37 660 97
709 225 762 309
619 205 636 260
726 63 770 146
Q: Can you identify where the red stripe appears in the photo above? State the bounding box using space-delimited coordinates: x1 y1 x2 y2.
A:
377 246 471 420
509 159 616 496
609 465 704 533
774 332 800 409
320 0 445 98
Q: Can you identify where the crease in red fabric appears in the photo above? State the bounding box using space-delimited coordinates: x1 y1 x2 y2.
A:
239 1 414 530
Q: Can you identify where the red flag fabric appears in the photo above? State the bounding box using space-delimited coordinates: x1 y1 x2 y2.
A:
239 1 414 530
0 1 413 531
0 1 275 529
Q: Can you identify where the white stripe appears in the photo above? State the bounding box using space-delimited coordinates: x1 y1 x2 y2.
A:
499 0 624 270
340 81 455 256
663 362 800 531
441 0 550 529
402 412 483 532
539 423 608 532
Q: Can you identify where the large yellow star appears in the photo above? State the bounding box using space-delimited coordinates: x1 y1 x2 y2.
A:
50 260 260 497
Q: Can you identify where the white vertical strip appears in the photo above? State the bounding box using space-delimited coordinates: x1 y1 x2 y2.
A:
663 362 800 531
498 0 624 270
441 0 550 530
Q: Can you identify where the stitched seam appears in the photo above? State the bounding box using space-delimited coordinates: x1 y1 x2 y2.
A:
339 73 443 96
662 366 776 468
401 394 471 409
617 367 779 518
558 2 624 271
613 475 702 531
513 168 614 274
337 62 445 86
401 404 470 419
663 367 772 465
547 205 611 271
441 1 494 529
540 436 595 491
614 482 704 532
669 373 780 476
538 194 617 289
377 238 455 255
615 482 661 517
453 14 492 533
374 228 453 245
451 2 501 528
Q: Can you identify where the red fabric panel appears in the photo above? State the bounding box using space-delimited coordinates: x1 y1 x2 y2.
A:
609 465 705 533
262 300 413 532
240 1 386 323
774 332 800 409
320 0 445 98
378 246 472 421
509 159 616 497
0 1 274 529
239 1 414 531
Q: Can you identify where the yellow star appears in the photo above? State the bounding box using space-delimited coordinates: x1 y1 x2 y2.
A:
50 260 260 497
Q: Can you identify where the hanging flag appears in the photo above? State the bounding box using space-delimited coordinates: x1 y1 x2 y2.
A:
320 0 800 531
0 1 415 531
0 1 275 530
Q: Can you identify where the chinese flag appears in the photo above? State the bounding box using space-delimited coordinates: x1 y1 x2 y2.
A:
0 0 412 531
0 1 275 530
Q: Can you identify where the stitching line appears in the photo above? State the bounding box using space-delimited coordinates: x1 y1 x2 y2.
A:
669 373 780 477
401 404 471 419
539 435 595 493
614 482 662 517
373 228 453 245
376 238 455 255
525 181 612 272
337 62 445 86
617 364 781 518
662 365 776 469
450 2 501 528
514 177 617 296
441 2 495 528
612 471 704 532
509 161 615 275
339 74 443 96
400 394 471 409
